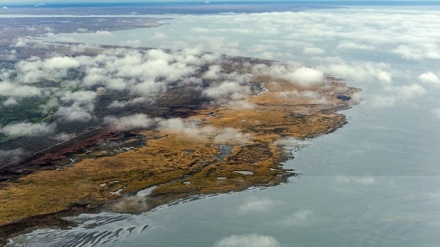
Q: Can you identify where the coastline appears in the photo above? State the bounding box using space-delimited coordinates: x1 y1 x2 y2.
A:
0 49 359 244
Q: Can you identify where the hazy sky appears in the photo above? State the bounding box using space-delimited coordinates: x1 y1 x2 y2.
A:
2 0 440 4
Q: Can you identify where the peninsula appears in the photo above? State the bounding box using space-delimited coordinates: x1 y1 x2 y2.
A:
0 44 359 244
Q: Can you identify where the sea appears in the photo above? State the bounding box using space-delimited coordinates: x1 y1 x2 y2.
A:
5 1 440 246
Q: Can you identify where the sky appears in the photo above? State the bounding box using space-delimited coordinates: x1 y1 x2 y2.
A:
2 0 440 4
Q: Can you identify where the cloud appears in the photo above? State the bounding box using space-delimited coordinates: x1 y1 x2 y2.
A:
338 41 375 51
238 197 277 214
131 80 165 97
203 65 222 80
370 95 396 108
419 72 440 86
370 83 427 108
158 118 216 141
0 122 56 137
273 137 309 149
93 30 112 36
14 38 28 47
355 177 376 185
393 44 440 61
318 61 392 85
76 27 89 33
248 44 277 59
395 84 426 100
52 132 76 142
43 56 80 70
431 108 440 119
287 67 325 87
214 128 252 144
152 32 166 40
0 148 27 167
2 97 18 106
104 114 153 131
0 81 42 97
254 64 324 87
107 97 149 109
159 118 251 144
282 209 315 226
203 81 251 104
335 176 376 185
14 58 45 84
303 47 325 55
120 39 141 47
60 91 97 105
227 100 256 110
56 103 95 122
3 47 229 128
213 234 280 247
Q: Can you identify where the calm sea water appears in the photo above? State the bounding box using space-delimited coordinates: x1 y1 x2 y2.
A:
7 3 440 246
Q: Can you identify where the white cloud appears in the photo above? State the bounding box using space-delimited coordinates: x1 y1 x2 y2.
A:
60 91 97 105
395 84 426 100
120 39 141 47
0 122 56 137
282 209 315 226
319 61 392 85
152 32 166 40
76 27 89 33
104 114 153 131
335 176 376 185
238 197 277 214
0 81 42 97
43 56 80 70
93 30 113 36
370 83 426 108
159 118 251 144
131 80 165 97
55 103 95 122
203 81 251 104
338 41 375 51
213 234 280 247
393 44 440 61
159 118 216 141
431 108 440 119
419 72 440 86
370 95 396 108
214 128 252 144
106 78 127 91
203 65 222 80
14 38 28 47
355 177 376 185
303 47 325 55
287 67 325 87
0 148 26 166
52 132 76 142
227 100 256 110
3 97 18 106
273 137 309 149
254 64 324 87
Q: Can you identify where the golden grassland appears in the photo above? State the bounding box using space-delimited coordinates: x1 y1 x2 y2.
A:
0 77 357 227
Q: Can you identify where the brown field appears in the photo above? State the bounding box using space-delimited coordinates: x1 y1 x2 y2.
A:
0 70 358 243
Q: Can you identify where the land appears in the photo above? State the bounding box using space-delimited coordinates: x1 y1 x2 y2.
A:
0 43 359 245
0 16 167 42
0 11 360 245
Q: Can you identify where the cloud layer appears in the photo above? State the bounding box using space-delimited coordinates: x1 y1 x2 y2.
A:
214 234 280 247
47 8 439 114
